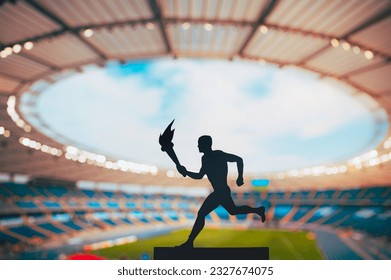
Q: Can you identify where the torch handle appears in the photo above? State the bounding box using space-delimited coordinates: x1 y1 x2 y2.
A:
165 147 181 167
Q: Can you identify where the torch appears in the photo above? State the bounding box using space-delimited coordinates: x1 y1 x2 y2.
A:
159 120 185 176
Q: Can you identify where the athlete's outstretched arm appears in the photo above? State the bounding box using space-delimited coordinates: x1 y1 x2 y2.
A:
223 152 244 186
177 158 206 180
186 167 206 180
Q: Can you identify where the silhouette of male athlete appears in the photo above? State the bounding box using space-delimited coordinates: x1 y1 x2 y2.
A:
176 135 266 247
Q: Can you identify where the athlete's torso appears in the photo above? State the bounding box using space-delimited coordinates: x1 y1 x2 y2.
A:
202 150 229 191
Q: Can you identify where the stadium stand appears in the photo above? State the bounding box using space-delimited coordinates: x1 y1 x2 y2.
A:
0 180 389 259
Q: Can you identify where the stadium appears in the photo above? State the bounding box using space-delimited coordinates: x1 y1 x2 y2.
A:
0 0 390 260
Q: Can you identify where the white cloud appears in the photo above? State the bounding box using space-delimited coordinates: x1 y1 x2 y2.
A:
30 59 375 173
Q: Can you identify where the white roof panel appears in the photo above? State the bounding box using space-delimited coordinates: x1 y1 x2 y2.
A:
349 64 391 94
0 75 20 93
267 0 390 37
306 46 383 76
0 1 61 44
0 55 50 81
168 23 252 57
84 25 166 58
350 17 391 56
159 0 268 21
37 0 153 27
245 29 328 63
25 33 100 68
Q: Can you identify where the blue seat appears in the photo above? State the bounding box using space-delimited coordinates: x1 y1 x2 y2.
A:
125 202 136 209
43 201 61 209
103 219 116 226
15 201 37 209
0 231 19 244
3 183 36 197
164 210 179 221
121 218 133 224
87 201 101 208
82 190 96 198
46 186 68 197
273 204 293 220
62 221 82 231
37 223 64 234
9 225 47 238
107 202 119 209
291 206 314 221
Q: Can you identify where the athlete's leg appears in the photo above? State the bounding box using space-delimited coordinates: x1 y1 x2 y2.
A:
179 192 220 247
221 193 266 222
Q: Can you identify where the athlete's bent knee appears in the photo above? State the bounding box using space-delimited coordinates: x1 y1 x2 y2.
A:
226 207 238 215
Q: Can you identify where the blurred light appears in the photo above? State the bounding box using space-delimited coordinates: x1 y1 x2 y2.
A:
368 149 378 158
288 169 299 177
381 154 389 162
16 119 24 127
83 29 94 37
341 41 350 51
303 168 311 175
24 125 31 133
352 45 361 54
41 145 49 152
105 161 114 169
0 50 7 58
364 50 374 60
4 47 13 56
50 148 58 156
182 22 191 30
384 139 391 149
66 146 78 155
29 140 37 148
23 41 34 50
150 166 158 175
146 22 155 30
78 155 87 163
369 158 380 166
204 23 213 31
259 25 268 34
306 232 316 240
340 165 348 172
12 44 22 54
95 154 106 163
167 170 175 177
0 127 4 135
3 130 11 138
330 38 339 47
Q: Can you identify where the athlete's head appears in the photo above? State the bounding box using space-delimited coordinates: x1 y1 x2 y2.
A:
198 135 212 153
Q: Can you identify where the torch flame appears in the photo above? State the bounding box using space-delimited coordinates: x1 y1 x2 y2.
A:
159 119 175 151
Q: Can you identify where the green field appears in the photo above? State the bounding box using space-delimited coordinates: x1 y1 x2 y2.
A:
93 228 324 260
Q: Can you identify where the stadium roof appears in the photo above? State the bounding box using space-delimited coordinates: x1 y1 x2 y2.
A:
0 0 390 189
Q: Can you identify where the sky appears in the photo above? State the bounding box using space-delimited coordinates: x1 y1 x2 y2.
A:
21 58 387 173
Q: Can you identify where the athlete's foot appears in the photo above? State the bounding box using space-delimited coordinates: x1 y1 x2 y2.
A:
175 240 193 249
257 206 266 223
